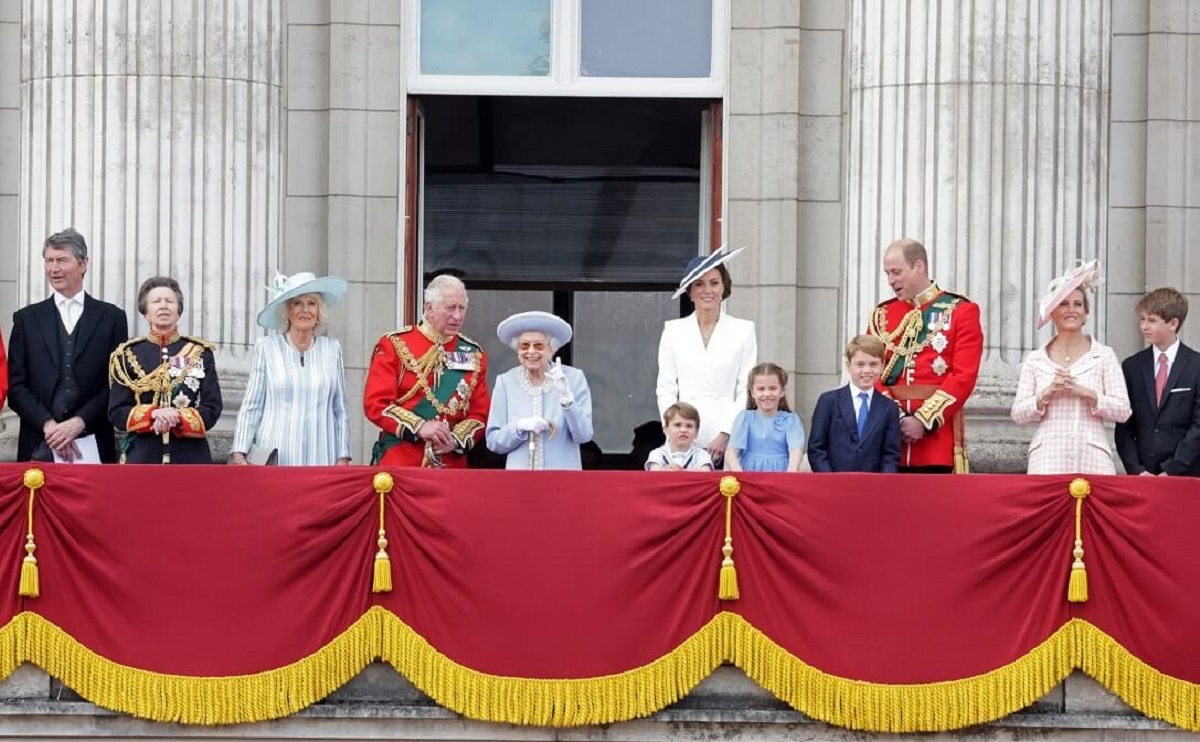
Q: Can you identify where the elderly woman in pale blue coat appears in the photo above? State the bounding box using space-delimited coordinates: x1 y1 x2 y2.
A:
486 311 593 470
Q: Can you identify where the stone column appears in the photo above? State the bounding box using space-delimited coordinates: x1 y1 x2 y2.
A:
19 0 283 365
725 2 847 416
845 0 1111 470
1107 1 1200 357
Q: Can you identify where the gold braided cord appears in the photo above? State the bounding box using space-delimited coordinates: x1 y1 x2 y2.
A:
0 610 1197 730
107 339 205 399
389 333 481 417
869 306 924 382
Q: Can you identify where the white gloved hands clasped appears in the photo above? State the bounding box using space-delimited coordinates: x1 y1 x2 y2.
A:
547 357 574 407
516 416 550 434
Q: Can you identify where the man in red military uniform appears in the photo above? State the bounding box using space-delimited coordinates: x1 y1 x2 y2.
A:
364 275 490 467
867 238 983 473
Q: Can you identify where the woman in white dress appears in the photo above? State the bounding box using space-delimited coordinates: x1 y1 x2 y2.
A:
656 246 758 466
1010 261 1131 474
230 272 352 466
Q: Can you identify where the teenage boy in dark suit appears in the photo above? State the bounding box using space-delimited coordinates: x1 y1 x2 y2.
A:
1116 288 1200 477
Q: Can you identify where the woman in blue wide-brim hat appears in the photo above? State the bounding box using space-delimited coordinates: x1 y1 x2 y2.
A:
655 245 758 467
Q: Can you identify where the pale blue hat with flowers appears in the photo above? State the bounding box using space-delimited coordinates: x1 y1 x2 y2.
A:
257 271 349 331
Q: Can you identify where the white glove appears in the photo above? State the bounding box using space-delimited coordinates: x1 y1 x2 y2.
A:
516 416 549 434
547 358 574 407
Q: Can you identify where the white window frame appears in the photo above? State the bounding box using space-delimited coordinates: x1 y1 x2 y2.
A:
405 0 727 97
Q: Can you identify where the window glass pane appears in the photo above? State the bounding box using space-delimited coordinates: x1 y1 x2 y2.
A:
572 291 676 454
422 96 704 283
461 290 554 389
420 0 551 76
580 0 712 78
425 174 699 283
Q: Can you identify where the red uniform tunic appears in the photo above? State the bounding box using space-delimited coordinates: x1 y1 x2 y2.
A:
363 321 490 467
867 284 983 471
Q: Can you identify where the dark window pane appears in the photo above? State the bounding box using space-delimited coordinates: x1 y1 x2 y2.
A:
424 171 699 283
421 97 704 284
573 291 676 452
463 290 554 388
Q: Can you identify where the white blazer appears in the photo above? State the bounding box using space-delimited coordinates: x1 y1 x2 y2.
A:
656 312 758 447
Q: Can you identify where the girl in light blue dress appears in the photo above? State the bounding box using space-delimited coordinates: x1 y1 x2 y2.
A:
726 363 805 472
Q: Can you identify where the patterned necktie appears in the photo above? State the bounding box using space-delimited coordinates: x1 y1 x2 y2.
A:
1155 353 1169 406
857 392 869 439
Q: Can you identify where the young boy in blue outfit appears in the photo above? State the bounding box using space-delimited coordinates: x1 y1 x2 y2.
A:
808 335 901 472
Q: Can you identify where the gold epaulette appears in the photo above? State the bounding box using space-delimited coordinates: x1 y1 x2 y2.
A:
937 290 973 305
457 331 480 348
113 335 151 353
384 325 414 338
181 336 217 352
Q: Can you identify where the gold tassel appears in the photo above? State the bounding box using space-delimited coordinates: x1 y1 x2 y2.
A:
18 468 45 599
717 476 740 601
954 446 970 474
1067 478 1090 603
372 472 395 593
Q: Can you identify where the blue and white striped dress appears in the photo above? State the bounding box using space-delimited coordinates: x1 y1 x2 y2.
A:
232 334 352 466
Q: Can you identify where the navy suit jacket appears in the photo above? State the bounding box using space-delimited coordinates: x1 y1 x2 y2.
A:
1115 343 1200 476
8 294 129 462
808 385 901 473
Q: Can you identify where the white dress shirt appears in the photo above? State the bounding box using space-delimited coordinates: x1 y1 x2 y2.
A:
1154 340 1180 376
54 291 85 334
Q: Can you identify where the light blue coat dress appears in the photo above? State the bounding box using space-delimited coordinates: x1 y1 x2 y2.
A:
231 334 352 465
728 409 806 472
486 365 594 470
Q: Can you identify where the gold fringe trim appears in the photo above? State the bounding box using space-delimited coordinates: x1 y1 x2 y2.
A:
1076 619 1200 731
730 613 1079 732
0 615 25 681
19 609 382 724
380 609 732 727
0 608 1193 731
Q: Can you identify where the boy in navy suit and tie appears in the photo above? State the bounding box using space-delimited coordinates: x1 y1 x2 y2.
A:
1115 288 1200 476
808 335 901 472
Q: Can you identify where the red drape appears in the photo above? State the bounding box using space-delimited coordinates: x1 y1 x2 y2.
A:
0 463 1198 730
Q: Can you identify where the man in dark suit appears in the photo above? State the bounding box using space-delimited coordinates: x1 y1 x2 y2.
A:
8 229 129 462
809 336 902 473
1116 288 1200 477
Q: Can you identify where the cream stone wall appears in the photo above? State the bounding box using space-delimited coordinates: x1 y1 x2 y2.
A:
1 0 1199 469
0 0 17 332
725 0 847 432
283 0 403 463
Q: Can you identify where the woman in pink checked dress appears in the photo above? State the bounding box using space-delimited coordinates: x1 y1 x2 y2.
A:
1010 262 1131 474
